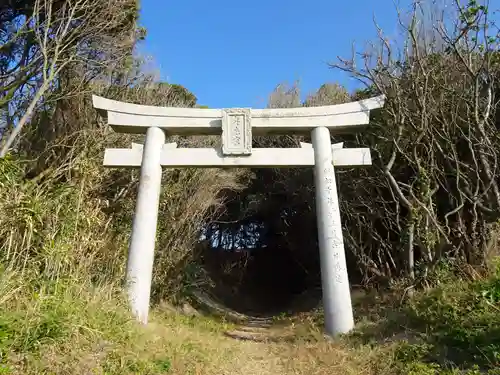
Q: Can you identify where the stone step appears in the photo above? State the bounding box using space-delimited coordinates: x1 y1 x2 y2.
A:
245 320 273 328
224 330 270 342
237 325 270 333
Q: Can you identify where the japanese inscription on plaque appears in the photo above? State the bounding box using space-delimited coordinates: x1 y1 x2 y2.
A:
221 108 252 155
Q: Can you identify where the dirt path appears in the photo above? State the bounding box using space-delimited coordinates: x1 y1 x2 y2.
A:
149 289 390 374
144 319 287 374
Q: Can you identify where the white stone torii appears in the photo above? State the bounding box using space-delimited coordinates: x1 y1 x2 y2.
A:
93 94 385 336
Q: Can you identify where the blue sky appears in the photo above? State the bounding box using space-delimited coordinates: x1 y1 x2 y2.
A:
138 0 411 108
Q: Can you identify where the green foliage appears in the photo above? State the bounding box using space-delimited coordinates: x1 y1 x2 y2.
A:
0 275 130 370
346 263 500 374
154 358 172 372
0 269 238 374
406 282 500 367
0 155 24 184
388 265 500 373
394 342 434 364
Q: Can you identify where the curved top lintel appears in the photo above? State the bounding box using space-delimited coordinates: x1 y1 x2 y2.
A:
92 94 385 119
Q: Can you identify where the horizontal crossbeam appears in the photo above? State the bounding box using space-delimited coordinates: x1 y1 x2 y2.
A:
93 95 385 135
103 147 371 168
300 141 343 149
131 142 177 150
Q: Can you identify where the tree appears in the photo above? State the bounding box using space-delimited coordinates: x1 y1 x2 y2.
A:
0 0 143 156
331 0 500 282
303 83 349 107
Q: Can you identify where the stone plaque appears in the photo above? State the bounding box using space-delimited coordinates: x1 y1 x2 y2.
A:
221 108 252 155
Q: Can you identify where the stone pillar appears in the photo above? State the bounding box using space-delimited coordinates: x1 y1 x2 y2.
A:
126 126 165 324
311 126 354 335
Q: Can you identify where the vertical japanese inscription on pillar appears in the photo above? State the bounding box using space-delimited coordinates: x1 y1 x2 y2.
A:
222 108 252 155
324 164 347 284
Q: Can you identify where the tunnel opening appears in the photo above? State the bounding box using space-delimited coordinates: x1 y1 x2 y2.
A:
194 166 328 317
198 223 323 316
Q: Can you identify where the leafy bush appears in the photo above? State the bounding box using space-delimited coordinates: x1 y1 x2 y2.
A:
390 263 500 372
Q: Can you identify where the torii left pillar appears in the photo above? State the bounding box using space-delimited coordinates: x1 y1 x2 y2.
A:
126 126 165 324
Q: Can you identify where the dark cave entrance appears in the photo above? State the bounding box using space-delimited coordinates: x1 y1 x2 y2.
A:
198 241 323 316
196 167 325 316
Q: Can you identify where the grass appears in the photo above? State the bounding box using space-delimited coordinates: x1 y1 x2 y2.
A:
401 276 500 369
0 270 242 374
0 262 499 374
345 261 500 375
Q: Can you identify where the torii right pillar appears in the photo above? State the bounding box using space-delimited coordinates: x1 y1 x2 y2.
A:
312 126 354 336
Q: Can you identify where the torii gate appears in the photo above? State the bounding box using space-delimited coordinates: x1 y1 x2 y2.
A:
93 94 385 336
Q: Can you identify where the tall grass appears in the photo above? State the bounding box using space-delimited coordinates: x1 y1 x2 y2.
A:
0 81 248 290
0 269 245 374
